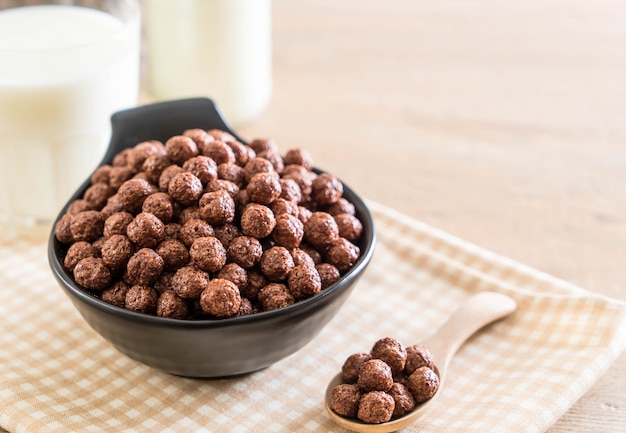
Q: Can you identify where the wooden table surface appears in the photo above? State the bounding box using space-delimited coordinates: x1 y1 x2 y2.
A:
233 1 626 431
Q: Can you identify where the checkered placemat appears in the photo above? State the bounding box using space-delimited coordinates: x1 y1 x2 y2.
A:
1 201 625 433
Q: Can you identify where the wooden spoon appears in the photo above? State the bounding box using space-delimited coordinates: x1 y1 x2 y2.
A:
324 291 517 432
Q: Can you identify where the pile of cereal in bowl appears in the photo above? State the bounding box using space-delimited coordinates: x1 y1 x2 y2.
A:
54 129 364 320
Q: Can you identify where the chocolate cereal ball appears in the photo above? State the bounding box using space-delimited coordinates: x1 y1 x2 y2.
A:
326 197 356 216
235 189 250 212
153 272 174 294
199 278 241 318
407 367 439 403
240 204 276 239
133 171 152 184
199 190 236 225
243 157 274 182
316 263 341 289
272 213 304 249
213 223 241 248
331 384 361 418
200 140 235 165
217 162 244 186
311 172 343 206
297 206 313 225
74 257 111 291
100 281 129 308
241 270 267 301
371 337 407 375
334 213 363 243
256 150 284 173
126 248 164 286
156 290 189 319
258 283 295 311
389 382 415 417
260 246 294 281
168 171 203 206
66 199 93 216
165 135 198 165
326 237 360 272
206 179 240 200
178 205 202 224
103 212 134 238
357 359 393 392
225 140 250 166
118 178 154 213
172 266 209 299
141 153 171 184
100 234 134 272
70 210 103 242
84 182 114 210
128 140 165 172
207 128 236 142
217 262 248 292
158 165 184 191
249 137 278 154
208 130 234 144
227 236 263 269
342 353 373 383
142 192 175 223
303 211 339 250
183 155 218 185
270 198 299 217
127 212 165 248
190 236 227 273
183 128 214 150
405 344 436 376
237 297 255 316
283 148 313 170
100 194 126 220
287 264 321 300
178 218 214 247
278 178 302 203
91 236 106 256
63 241 97 272
289 247 317 268
91 164 111 184
155 239 190 271
246 172 281 205
357 391 395 424
282 164 315 201
125 285 158 314
112 148 131 167
164 223 181 240
108 165 134 190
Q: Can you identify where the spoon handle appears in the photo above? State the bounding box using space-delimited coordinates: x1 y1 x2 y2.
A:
421 292 517 378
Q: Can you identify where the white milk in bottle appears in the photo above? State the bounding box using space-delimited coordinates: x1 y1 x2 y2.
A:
143 0 272 126
0 3 140 237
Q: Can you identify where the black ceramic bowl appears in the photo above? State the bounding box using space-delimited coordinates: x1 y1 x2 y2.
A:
48 98 375 378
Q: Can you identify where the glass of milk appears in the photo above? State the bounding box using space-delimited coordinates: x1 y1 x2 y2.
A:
0 0 140 240
143 0 272 126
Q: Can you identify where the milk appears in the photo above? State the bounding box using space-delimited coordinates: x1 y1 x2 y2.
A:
0 4 140 232
143 0 272 126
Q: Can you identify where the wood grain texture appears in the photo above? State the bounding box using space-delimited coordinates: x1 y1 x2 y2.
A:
233 0 626 431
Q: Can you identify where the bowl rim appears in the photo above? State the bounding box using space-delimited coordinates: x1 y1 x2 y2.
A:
48 175 376 329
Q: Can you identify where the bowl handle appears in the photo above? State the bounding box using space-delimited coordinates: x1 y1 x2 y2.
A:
101 98 244 164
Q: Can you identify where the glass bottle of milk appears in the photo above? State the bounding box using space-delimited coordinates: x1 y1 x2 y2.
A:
143 0 272 126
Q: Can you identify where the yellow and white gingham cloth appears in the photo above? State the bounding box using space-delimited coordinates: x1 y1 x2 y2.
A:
1 201 625 433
